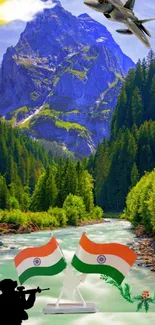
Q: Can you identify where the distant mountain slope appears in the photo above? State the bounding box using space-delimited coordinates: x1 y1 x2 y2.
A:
0 2 135 157
90 54 155 212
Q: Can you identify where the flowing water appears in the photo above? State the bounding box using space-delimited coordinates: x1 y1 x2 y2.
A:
0 219 154 325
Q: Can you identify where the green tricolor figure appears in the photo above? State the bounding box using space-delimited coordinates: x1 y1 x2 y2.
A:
14 237 67 284
71 232 137 285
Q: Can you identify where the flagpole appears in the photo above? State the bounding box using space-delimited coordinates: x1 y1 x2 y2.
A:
56 286 64 308
75 287 86 307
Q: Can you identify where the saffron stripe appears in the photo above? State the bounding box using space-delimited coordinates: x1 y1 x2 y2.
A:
74 246 130 276
14 237 58 267
72 255 124 285
18 258 67 285
16 246 65 276
79 233 137 266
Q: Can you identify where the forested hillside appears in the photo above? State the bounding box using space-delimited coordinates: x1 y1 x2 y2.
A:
0 119 103 231
89 51 155 212
122 169 155 234
0 117 50 207
0 2 134 157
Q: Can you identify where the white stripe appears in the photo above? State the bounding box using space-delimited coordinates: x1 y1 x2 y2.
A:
17 246 63 276
76 245 130 277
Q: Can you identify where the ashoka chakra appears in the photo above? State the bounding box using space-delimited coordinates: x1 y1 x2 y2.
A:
33 257 41 266
97 255 106 264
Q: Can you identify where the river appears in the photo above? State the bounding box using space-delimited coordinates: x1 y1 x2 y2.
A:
0 219 155 325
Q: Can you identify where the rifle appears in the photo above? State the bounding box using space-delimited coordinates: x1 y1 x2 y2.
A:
16 286 50 295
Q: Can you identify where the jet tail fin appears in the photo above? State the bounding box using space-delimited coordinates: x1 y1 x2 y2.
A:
137 24 152 37
136 18 155 38
124 0 135 10
137 18 155 24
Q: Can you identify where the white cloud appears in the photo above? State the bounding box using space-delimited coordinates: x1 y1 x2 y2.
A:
0 0 55 22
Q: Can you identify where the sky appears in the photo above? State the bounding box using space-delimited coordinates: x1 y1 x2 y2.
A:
0 0 155 63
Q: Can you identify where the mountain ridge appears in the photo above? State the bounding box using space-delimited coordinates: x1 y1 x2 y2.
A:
0 2 135 157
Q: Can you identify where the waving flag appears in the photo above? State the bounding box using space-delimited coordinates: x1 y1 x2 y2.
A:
71 233 137 285
14 236 67 284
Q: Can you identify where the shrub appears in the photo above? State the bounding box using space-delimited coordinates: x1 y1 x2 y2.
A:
1 209 26 226
48 207 67 227
63 194 86 225
8 197 20 210
90 206 104 220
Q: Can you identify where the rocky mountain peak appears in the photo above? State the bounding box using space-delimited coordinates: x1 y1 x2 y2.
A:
0 4 135 157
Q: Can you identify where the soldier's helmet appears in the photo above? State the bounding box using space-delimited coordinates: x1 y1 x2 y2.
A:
0 279 18 293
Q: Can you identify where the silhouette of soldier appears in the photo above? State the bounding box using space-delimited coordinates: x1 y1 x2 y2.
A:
0 279 36 324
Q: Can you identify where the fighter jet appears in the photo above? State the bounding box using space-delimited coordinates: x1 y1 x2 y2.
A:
84 0 155 48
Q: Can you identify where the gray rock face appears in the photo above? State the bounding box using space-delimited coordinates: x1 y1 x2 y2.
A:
0 3 135 156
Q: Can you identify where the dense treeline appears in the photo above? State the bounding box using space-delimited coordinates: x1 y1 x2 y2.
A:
122 169 155 233
89 51 155 212
0 118 50 204
0 119 103 227
111 50 155 135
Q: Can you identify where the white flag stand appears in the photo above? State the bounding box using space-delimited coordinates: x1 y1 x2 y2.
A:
55 284 86 307
43 267 98 314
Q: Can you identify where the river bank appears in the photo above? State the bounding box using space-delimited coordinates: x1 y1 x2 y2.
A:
0 212 119 236
0 218 105 236
127 225 155 273
1 216 155 274
1 218 155 321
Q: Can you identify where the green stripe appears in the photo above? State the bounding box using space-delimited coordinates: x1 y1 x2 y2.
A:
19 258 67 284
72 255 124 285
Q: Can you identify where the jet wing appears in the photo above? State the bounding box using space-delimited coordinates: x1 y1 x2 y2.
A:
108 0 131 16
124 0 135 10
108 0 125 10
126 18 151 48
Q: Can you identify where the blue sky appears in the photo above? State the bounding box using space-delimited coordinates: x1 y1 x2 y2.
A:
0 0 155 63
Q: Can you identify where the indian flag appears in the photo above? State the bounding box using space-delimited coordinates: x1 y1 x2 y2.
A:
71 233 137 285
14 236 67 284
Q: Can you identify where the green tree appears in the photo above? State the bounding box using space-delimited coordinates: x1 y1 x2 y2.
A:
30 166 58 211
63 194 86 226
8 196 20 210
61 159 78 202
130 163 139 188
131 87 144 127
78 170 94 212
0 175 9 209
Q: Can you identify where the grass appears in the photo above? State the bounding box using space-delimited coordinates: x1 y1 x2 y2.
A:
19 119 31 129
43 78 52 84
67 68 86 80
14 106 29 114
65 110 79 115
38 105 62 118
20 61 32 67
84 54 98 61
29 106 88 138
9 117 16 127
38 105 79 118
38 109 59 118
55 120 87 132
108 80 118 88
83 46 90 52
53 77 60 86
115 72 125 82
104 212 121 219
101 109 110 114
